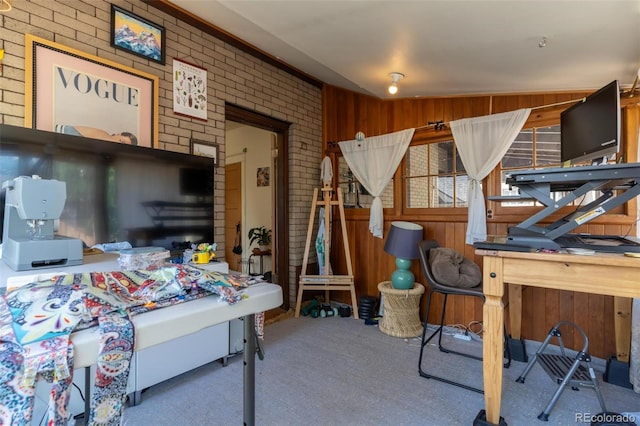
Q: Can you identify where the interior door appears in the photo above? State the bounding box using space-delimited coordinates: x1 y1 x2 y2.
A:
225 162 243 272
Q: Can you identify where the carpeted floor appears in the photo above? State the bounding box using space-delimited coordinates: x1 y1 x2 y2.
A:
121 315 640 426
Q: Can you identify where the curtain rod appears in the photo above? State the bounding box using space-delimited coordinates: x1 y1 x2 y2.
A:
415 97 586 130
530 97 585 110
415 121 446 130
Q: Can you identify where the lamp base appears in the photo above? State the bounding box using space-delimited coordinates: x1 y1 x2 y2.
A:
391 258 415 289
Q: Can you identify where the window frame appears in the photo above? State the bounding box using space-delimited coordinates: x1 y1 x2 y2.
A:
399 130 469 219
488 114 563 218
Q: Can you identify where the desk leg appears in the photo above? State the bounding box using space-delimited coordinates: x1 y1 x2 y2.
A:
475 256 507 426
84 366 91 426
243 314 256 426
507 284 527 363
508 284 522 339
614 297 632 363
603 297 633 388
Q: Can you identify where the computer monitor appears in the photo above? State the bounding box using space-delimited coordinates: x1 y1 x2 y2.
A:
560 80 621 165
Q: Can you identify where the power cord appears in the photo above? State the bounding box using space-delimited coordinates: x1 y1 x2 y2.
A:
73 381 85 402
621 217 640 238
444 321 484 342
468 320 484 337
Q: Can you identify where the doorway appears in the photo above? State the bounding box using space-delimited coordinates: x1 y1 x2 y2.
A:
225 103 290 310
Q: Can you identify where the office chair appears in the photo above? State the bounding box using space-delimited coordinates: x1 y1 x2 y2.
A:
417 239 511 394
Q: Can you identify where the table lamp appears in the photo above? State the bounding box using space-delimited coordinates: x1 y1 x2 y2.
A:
383 221 424 289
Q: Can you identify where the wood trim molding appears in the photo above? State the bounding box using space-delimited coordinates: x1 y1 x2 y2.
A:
143 0 323 89
226 103 291 132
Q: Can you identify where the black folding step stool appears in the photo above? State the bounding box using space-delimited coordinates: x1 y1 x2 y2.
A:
515 321 607 421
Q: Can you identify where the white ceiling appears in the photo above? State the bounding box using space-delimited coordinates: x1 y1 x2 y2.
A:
169 0 640 99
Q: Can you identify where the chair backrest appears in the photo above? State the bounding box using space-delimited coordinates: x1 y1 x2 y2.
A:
416 239 484 297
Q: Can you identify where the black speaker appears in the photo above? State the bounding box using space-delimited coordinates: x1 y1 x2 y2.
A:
358 296 377 320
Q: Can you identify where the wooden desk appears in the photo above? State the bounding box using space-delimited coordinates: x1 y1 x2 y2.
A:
475 249 640 425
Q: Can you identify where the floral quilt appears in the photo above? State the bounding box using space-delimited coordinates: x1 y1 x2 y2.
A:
0 264 252 426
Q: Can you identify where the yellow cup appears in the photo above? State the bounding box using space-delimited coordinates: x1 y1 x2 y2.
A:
192 251 215 264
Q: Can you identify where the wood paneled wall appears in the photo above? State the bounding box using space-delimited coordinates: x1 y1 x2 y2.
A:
322 84 640 359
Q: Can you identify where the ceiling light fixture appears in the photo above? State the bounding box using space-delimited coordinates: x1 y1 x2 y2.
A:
0 0 11 12
388 72 404 95
538 36 547 48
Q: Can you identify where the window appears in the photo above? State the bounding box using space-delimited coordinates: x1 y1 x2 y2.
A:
496 123 616 211
501 124 561 170
337 156 393 209
404 140 468 209
499 124 561 206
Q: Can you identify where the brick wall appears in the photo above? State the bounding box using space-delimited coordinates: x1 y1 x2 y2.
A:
0 0 323 306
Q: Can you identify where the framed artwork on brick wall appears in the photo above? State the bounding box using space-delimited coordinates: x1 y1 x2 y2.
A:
25 34 159 148
173 58 208 121
191 139 219 166
111 4 166 65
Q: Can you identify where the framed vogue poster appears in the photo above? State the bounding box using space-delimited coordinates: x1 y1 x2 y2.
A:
25 34 159 148
111 5 166 65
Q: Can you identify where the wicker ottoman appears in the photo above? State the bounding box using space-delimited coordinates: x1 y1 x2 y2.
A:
378 281 425 338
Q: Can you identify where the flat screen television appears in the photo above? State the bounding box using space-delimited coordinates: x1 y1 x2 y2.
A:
560 80 621 165
0 124 215 251
180 167 214 197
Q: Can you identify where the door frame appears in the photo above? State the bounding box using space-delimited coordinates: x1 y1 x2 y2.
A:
226 103 290 309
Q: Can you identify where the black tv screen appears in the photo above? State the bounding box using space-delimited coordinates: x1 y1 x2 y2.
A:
0 124 215 251
560 80 621 164
180 167 214 197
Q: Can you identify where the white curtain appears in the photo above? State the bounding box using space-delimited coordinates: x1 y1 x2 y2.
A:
450 108 531 244
339 128 415 238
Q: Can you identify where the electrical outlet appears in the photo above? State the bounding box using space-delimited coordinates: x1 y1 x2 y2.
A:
454 333 472 341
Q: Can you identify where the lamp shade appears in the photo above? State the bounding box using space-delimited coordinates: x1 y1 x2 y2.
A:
384 222 423 289
384 221 423 260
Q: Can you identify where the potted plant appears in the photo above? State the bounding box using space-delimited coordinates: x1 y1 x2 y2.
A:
248 226 272 252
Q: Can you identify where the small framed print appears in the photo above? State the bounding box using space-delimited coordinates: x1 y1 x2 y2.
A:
191 139 219 166
257 167 270 187
173 58 208 120
111 5 166 65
